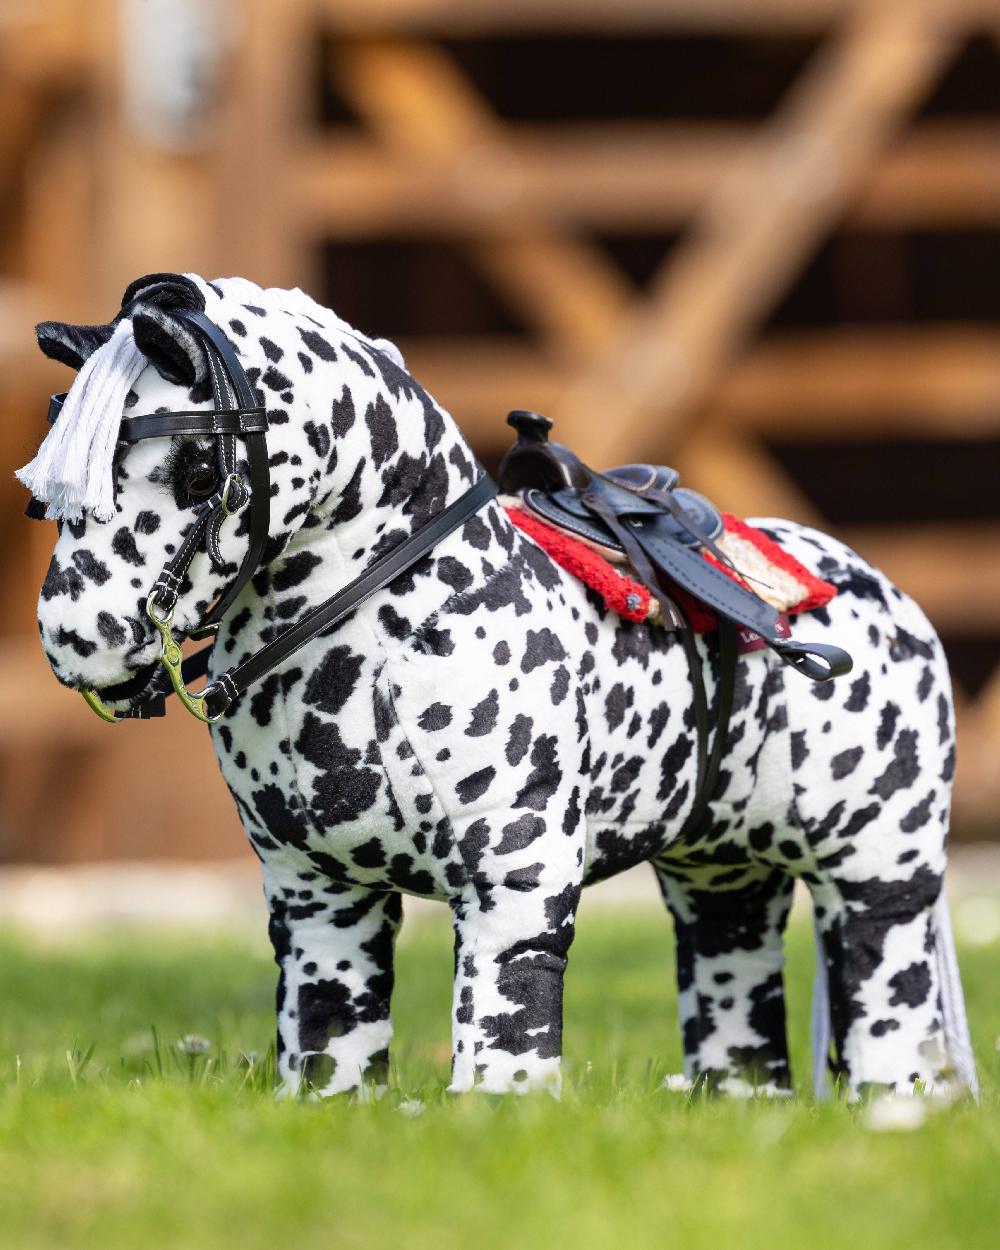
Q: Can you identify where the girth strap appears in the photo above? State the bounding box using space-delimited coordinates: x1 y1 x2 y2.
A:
675 618 739 839
585 492 739 830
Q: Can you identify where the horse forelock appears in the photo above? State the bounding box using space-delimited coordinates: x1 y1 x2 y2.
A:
16 320 148 523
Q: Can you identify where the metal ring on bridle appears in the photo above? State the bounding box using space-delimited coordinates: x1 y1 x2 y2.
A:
144 595 226 724
220 472 245 516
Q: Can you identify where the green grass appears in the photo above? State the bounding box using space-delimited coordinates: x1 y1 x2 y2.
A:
1 900 998 1250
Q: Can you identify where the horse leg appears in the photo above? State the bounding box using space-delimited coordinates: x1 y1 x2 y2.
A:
447 810 583 1096
799 705 970 1097
809 865 955 1095
263 868 402 1098
656 866 795 1092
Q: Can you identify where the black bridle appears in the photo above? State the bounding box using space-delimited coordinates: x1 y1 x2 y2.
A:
32 308 496 724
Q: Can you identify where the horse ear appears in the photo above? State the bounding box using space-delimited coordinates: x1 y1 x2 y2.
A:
131 304 209 387
35 321 115 369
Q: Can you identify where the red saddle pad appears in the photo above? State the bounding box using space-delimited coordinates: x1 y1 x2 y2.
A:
504 504 836 634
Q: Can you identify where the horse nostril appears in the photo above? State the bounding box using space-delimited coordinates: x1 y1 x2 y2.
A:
126 615 148 645
96 610 128 649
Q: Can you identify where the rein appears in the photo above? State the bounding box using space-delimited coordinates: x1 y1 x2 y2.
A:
36 308 496 725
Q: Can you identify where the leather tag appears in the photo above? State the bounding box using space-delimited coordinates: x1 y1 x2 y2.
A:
736 613 791 655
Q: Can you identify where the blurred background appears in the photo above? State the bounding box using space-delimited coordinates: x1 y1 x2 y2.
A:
2 0 1000 878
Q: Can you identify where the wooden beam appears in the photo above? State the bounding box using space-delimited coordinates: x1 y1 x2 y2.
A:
292 122 1000 234
0 281 46 365
854 122 1000 227
717 328 1000 435
674 432 825 526
332 39 631 355
401 327 1000 451
212 0 315 286
970 663 1000 745
85 0 223 304
18 41 99 317
0 74 51 236
403 338 569 444
315 0 999 36
290 126 725 234
555 4 958 463
0 2 91 84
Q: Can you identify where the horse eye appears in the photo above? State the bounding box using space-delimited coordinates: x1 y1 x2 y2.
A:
185 467 219 499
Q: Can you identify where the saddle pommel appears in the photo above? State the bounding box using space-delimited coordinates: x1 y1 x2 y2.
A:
498 411 590 494
507 410 553 443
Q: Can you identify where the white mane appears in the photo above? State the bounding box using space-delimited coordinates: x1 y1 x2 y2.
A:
16 319 147 523
217 276 406 368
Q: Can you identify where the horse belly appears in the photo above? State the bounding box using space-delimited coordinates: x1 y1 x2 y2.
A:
576 607 705 884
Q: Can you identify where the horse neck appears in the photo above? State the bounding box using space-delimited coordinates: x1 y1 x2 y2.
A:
277 381 480 587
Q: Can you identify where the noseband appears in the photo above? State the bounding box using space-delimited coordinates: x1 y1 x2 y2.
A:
33 308 496 724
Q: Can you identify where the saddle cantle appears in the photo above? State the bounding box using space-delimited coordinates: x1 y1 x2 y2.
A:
497 409 852 685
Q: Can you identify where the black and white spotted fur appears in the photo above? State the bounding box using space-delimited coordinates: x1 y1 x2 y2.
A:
33 274 968 1098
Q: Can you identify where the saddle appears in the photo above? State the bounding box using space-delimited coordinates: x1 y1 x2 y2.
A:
498 410 851 682
498 410 853 837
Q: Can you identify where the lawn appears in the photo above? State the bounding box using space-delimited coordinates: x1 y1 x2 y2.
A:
0 896 998 1250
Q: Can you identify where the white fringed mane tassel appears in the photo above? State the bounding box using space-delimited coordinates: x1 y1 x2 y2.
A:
16 320 148 522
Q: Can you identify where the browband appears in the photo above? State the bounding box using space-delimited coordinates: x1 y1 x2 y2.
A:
119 408 267 443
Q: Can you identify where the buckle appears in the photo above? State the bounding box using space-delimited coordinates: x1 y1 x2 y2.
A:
220 473 247 516
145 597 228 724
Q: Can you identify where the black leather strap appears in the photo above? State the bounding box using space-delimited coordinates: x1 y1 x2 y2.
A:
677 616 709 826
173 309 259 409
201 472 497 719
169 309 271 633
584 491 738 836
47 392 66 424
635 525 783 640
149 478 245 618
119 407 267 443
581 494 685 629
770 638 853 682
583 485 852 680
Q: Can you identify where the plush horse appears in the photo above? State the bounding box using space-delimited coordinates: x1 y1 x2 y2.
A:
21 272 975 1099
